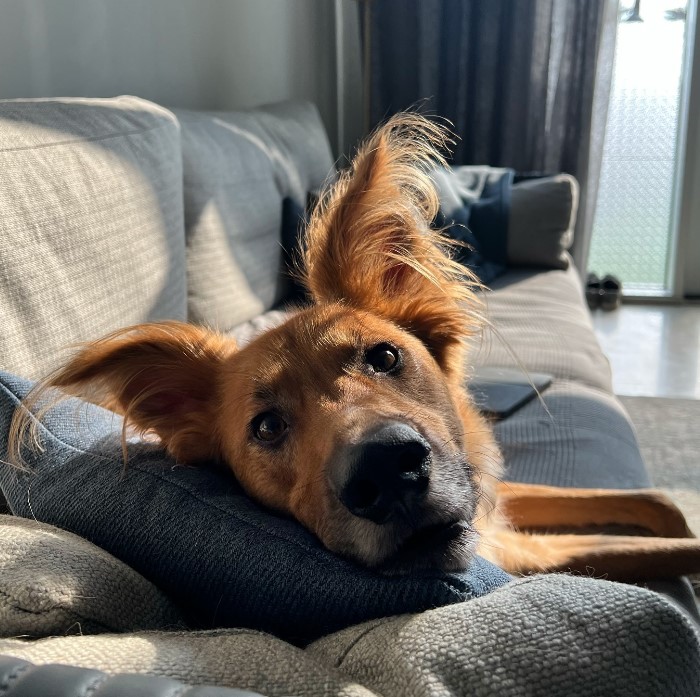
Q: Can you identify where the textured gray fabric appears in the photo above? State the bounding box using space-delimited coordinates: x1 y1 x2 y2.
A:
473 263 650 488
0 96 187 380
508 174 578 270
0 515 184 638
309 575 700 697
0 576 698 696
177 101 334 332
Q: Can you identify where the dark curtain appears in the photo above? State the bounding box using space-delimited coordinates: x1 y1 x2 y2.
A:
364 0 618 269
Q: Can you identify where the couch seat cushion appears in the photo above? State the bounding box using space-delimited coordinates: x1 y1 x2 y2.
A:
474 262 650 488
0 515 184 638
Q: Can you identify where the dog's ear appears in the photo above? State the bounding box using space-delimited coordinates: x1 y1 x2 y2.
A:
301 114 482 375
43 322 233 463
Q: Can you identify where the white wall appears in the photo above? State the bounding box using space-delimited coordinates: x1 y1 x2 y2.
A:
0 0 350 152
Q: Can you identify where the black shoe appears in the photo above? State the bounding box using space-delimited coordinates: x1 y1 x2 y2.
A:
601 275 622 311
586 273 603 310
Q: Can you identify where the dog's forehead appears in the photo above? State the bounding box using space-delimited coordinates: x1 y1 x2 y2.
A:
269 305 407 354
229 305 422 397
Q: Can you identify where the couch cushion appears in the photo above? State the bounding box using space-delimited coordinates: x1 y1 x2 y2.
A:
0 96 187 380
309 574 700 697
508 174 578 270
477 261 612 390
474 262 650 488
0 371 510 645
0 633 373 697
177 101 334 331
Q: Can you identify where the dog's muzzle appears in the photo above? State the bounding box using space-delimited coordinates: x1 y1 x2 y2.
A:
330 421 432 524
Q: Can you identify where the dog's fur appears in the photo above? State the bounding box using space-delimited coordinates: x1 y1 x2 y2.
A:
10 115 700 580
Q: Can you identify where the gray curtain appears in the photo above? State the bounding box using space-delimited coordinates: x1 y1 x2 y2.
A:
365 0 619 271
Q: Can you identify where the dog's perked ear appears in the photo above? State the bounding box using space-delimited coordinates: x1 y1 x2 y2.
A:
301 114 483 376
32 322 233 463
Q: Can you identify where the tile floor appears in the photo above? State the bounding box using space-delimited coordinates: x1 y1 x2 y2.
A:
592 304 700 398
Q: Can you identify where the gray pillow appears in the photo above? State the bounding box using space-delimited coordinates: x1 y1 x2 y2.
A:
508 174 579 270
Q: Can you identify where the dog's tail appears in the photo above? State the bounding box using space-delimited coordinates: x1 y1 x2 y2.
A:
488 528 700 582
485 482 700 581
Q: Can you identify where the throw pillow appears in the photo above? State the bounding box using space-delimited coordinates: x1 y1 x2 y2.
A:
508 174 579 270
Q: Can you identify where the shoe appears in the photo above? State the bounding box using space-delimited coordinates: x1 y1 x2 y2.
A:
600 274 622 311
586 273 603 310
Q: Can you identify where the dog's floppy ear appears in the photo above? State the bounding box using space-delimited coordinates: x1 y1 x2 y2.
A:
301 114 482 375
26 322 233 463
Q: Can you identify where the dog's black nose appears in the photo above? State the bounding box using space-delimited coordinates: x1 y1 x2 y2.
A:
333 422 432 524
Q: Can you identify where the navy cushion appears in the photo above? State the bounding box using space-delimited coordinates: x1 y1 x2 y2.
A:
279 196 311 303
433 167 514 285
433 205 504 285
0 371 510 645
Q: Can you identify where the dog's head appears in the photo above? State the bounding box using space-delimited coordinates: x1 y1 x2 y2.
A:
18 115 499 572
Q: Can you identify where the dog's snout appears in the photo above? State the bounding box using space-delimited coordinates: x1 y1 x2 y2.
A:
333 422 432 524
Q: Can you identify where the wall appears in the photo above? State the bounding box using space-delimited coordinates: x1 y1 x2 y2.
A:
0 0 348 152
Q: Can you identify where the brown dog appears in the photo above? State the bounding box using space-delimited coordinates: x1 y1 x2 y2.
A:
11 115 700 581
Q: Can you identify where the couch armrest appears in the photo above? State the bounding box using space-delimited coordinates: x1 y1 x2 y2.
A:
0 515 184 638
507 174 579 270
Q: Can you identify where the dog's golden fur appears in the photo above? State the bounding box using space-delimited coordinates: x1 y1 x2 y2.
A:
10 114 700 580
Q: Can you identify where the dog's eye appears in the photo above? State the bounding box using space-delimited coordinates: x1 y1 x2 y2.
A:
366 343 401 373
252 412 288 443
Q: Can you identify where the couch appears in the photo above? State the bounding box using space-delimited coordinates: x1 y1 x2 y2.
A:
0 96 698 696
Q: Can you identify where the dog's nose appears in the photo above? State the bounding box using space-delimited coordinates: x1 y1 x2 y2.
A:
333 422 432 524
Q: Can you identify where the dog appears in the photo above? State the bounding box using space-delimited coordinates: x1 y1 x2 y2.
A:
10 114 700 581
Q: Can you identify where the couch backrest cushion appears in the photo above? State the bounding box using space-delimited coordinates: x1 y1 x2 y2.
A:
0 96 187 380
176 101 334 331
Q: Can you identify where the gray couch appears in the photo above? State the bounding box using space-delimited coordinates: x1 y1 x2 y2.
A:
0 96 698 696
